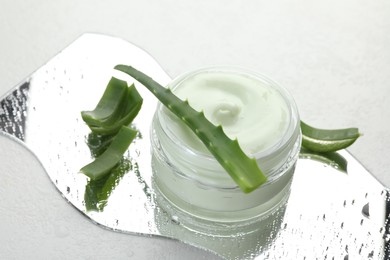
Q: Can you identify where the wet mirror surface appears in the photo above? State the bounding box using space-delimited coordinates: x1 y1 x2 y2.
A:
0 34 388 259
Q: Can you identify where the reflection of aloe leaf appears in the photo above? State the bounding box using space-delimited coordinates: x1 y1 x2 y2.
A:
86 124 141 157
299 147 348 173
133 162 152 201
84 158 132 212
86 132 115 157
100 159 132 202
85 175 107 211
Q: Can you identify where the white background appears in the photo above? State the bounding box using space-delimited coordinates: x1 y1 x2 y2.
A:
0 0 389 259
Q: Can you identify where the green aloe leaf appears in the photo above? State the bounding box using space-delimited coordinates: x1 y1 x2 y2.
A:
115 64 267 193
301 121 360 153
80 126 137 180
81 77 128 127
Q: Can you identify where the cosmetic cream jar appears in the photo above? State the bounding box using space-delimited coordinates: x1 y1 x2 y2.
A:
151 67 301 226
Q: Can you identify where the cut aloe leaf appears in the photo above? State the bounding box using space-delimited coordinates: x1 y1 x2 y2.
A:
301 121 361 153
80 126 137 180
90 84 143 135
81 77 128 127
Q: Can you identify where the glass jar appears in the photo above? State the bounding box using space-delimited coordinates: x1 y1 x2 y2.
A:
151 67 301 228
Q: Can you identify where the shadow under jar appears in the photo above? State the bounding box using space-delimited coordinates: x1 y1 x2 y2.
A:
151 67 301 233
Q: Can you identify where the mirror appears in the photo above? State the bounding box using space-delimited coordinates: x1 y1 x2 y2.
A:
0 34 388 259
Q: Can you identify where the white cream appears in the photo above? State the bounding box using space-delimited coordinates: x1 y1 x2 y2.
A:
171 71 290 155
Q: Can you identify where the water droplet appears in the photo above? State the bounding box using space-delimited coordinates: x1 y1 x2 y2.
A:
359 244 364 254
171 215 180 225
368 250 374 258
362 203 370 218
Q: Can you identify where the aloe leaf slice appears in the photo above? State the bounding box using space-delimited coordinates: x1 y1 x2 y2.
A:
80 126 137 180
89 84 143 135
301 121 361 153
81 77 128 127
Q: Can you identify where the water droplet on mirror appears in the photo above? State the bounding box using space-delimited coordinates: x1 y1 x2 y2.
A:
362 203 370 218
171 215 180 225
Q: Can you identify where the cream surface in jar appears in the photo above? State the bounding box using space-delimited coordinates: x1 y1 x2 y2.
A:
151 67 301 228
167 70 289 157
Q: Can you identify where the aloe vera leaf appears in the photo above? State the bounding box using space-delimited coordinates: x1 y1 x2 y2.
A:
81 77 128 127
301 121 360 153
80 126 137 180
115 65 267 193
89 84 143 135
